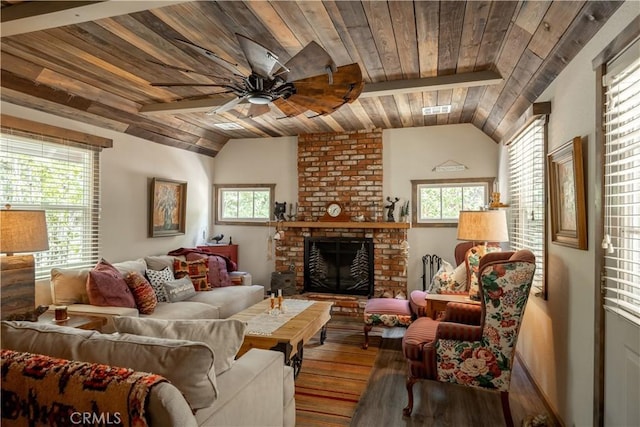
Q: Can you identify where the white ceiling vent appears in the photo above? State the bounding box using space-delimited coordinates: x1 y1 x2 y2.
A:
422 105 452 115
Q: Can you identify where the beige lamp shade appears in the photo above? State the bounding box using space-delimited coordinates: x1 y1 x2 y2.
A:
0 209 49 255
457 210 509 243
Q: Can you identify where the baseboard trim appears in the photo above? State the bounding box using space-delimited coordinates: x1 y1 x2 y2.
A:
515 351 565 427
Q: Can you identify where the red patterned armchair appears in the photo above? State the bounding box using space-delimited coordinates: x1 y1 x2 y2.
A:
401 249 536 426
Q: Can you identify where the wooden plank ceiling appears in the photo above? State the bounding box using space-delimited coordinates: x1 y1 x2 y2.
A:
0 1 623 157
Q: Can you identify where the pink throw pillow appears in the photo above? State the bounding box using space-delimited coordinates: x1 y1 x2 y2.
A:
86 259 136 308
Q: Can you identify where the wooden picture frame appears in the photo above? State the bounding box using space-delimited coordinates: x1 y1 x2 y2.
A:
149 178 187 237
547 137 587 249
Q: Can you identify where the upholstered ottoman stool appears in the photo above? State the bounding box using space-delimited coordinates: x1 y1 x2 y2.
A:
363 298 413 349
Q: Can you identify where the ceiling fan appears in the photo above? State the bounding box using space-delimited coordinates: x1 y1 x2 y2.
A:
148 34 364 119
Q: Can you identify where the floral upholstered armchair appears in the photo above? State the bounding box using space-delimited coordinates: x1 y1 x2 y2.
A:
401 249 536 427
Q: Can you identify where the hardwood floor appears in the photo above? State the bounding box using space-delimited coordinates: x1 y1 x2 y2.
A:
296 315 558 427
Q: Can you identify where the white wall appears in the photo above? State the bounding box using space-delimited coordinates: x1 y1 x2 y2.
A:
1 102 215 262
500 2 639 425
212 125 498 290
211 136 298 286
383 125 499 292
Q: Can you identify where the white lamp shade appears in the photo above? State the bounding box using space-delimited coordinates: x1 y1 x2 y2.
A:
457 210 509 243
0 209 49 254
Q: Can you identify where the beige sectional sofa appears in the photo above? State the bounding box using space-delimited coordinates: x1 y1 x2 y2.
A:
2 319 296 426
35 254 264 332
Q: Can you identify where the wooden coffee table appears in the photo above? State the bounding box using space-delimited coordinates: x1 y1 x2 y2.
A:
230 298 333 377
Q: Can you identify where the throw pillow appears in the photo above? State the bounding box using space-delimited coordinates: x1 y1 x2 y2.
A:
86 259 136 308
163 277 197 302
204 255 233 288
145 267 173 302
113 317 247 375
51 268 91 305
427 261 454 293
124 272 158 314
174 258 210 291
466 245 502 300
428 261 469 294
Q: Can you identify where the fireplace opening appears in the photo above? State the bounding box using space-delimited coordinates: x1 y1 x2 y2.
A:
303 237 374 296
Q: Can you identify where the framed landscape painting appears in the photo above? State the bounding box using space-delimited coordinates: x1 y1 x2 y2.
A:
547 137 587 250
149 178 186 237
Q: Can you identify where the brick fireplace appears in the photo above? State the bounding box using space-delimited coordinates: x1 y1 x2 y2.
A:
273 129 409 298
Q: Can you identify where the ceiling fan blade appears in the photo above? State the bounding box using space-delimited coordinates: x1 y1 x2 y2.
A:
280 41 336 82
206 96 245 116
246 103 271 119
290 63 365 114
236 33 278 79
175 38 245 76
272 98 308 117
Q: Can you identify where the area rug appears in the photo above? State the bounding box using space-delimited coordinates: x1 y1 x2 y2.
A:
294 317 380 427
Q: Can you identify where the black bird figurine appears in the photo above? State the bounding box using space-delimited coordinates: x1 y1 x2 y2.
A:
210 234 224 244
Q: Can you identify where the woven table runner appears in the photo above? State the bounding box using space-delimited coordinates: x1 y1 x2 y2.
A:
245 299 315 336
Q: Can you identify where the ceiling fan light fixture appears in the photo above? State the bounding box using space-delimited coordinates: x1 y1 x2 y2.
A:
422 105 452 115
247 93 272 105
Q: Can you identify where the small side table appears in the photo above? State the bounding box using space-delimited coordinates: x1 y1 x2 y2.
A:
425 293 480 319
38 312 106 331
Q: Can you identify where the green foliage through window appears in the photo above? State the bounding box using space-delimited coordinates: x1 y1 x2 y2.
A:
411 178 493 227
216 185 274 224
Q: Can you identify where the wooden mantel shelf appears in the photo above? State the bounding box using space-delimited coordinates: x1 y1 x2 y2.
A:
268 221 410 229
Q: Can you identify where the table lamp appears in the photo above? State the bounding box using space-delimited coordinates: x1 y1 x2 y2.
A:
1 205 49 319
457 209 509 246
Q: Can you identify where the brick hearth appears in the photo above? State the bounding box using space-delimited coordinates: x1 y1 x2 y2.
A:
273 129 408 298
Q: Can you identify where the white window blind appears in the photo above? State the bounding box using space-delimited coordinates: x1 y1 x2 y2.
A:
602 39 640 326
507 116 546 291
0 131 100 279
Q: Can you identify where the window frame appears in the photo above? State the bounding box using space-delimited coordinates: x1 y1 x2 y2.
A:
213 183 275 226
410 177 495 227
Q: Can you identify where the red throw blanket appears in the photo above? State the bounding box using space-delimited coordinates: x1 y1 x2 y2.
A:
1 349 167 427
168 247 238 272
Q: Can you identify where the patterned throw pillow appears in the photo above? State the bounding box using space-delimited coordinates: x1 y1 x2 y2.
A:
86 259 136 308
163 277 197 302
466 245 502 300
125 272 158 314
174 258 210 291
145 267 172 302
428 261 467 294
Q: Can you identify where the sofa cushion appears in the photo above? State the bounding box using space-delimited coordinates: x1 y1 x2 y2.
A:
145 255 182 274
187 285 264 318
87 259 136 308
0 320 218 410
51 267 91 305
145 267 172 302
174 258 210 291
112 258 148 276
114 317 246 375
141 301 220 320
125 272 157 314
163 277 197 302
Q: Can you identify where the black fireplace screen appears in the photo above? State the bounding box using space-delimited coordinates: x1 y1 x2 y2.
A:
303 237 374 296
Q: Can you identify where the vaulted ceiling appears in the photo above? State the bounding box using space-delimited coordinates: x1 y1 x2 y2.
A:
0 1 623 157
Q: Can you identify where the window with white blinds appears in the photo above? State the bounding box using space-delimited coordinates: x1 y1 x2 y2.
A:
0 131 100 279
507 116 546 295
602 39 640 326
